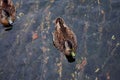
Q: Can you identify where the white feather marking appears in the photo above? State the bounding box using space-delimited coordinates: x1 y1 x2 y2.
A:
65 41 70 51
8 18 13 24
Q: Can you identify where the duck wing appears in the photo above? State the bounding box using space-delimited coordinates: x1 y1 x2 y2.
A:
52 30 65 52
64 26 77 51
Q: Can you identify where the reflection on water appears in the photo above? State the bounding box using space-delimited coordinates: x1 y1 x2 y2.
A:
0 0 120 80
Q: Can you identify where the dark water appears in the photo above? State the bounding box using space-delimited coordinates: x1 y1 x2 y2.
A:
0 0 120 80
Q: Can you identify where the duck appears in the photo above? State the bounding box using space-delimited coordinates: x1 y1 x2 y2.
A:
0 0 16 31
52 17 77 63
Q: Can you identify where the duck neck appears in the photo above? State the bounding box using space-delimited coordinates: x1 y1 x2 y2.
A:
58 22 66 32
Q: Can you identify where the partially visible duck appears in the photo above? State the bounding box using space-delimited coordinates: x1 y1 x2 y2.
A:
0 0 16 31
52 17 77 63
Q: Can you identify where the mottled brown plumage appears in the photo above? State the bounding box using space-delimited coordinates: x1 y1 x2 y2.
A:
52 17 77 62
0 0 16 31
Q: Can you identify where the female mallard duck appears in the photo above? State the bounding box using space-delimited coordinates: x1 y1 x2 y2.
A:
0 0 16 31
52 17 77 63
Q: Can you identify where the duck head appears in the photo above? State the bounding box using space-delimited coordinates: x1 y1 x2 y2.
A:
55 17 67 32
55 17 64 24
64 40 76 62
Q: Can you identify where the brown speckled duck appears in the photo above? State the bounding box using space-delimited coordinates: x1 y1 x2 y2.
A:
52 17 77 63
0 0 16 31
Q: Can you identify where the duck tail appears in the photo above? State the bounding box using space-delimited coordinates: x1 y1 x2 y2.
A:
65 55 75 63
4 26 13 31
3 0 8 4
